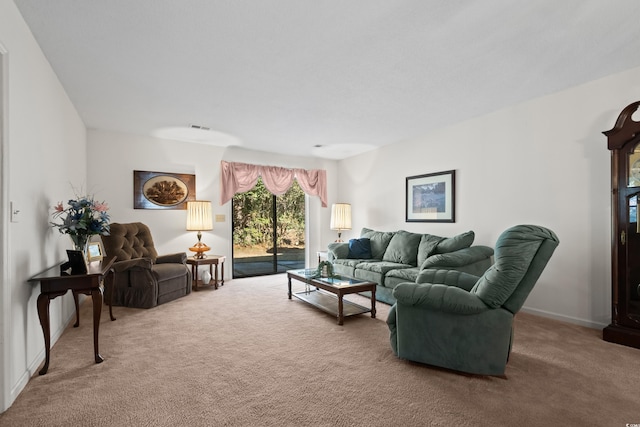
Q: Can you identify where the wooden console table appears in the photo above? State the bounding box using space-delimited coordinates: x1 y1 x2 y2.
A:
28 256 115 375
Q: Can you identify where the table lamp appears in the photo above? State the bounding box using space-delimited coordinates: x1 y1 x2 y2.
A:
330 203 351 242
186 200 213 259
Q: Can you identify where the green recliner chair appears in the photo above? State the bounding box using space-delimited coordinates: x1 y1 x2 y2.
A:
386 224 559 376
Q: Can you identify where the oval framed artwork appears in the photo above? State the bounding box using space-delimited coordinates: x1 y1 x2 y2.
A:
134 170 196 210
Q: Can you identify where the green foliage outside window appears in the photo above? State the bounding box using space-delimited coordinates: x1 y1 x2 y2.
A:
232 178 305 249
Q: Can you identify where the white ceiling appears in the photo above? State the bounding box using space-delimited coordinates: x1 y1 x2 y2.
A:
13 0 640 159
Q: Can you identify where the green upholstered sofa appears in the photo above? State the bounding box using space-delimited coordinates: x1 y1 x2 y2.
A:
387 224 559 376
327 228 494 305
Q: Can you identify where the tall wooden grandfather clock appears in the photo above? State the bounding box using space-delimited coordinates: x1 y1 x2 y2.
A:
603 100 640 349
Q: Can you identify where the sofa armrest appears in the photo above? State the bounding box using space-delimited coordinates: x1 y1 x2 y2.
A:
392 282 489 314
112 257 153 273
420 245 493 270
156 252 187 264
327 242 349 261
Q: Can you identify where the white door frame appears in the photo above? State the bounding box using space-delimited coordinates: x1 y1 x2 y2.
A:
0 43 10 412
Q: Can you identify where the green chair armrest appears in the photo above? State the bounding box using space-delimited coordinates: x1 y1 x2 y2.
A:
393 282 489 314
416 269 480 292
420 245 493 270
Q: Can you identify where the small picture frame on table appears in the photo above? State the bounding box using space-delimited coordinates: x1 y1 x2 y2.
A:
62 250 88 275
87 242 104 262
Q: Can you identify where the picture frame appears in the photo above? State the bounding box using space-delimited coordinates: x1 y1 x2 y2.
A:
63 250 88 275
406 170 455 223
134 170 196 210
87 242 104 262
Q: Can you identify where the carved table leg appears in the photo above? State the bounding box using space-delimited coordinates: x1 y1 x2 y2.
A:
193 264 199 290
220 260 224 286
91 287 104 364
37 293 51 375
338 294 344 325
73 290 81 327
371 287 376 319
106 271 116 321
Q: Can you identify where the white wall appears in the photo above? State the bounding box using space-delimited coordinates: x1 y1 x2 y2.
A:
1 0 88 412
338 66 640 328
86 130 338 277
3 0 640 411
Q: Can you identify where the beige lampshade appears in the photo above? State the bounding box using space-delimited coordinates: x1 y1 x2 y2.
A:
330 203 352 231
186 201 213 259
186 201 213 231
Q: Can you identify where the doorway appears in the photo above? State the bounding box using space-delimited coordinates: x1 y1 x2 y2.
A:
232 178 306 277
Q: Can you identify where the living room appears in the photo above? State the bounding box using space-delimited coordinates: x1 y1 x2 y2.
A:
1 0 639 423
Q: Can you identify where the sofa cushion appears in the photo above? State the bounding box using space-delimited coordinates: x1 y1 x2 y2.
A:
151 263 189 281
356 260 413 276
416 234 446 267
384 267 420 289
382 230 422 265
361 228 395 259
435 231 475 254
333 258 365 268
348 238 372 259
332 262 356 277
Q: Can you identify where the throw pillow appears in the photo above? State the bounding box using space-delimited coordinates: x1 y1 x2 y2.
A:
435 231 475 254
360 228 395 259
348 238 372 259
417 233 446 266
382 230 421 265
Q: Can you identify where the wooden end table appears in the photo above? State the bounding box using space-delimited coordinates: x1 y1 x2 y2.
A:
187 255 225 290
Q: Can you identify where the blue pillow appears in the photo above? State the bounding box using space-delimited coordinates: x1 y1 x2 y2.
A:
348 238 372 259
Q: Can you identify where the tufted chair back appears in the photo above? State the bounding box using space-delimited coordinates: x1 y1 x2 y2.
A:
102 222 159 262
101 222 191 308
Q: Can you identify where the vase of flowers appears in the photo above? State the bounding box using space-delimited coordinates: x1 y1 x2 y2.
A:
51 194 110 259
316 260 334 278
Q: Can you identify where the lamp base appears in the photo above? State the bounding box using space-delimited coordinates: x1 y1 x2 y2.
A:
189 242 211 259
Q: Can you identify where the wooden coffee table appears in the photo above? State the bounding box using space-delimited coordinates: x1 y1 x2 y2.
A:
287 270 376 325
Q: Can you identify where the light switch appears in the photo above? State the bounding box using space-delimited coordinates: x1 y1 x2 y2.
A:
215 214 225 222
10 201 20 223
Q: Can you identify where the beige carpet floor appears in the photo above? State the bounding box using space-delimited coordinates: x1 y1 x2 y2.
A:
1 274 638 426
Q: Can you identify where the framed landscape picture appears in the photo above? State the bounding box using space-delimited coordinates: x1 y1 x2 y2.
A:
134 170 196 210
405 170 455 223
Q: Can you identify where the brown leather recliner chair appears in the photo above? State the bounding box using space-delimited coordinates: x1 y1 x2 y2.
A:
102 222 192 308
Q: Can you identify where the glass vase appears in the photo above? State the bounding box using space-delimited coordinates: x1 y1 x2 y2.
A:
69 234 89 260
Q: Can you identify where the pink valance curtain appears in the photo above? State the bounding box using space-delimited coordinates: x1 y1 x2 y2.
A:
220 161 327 207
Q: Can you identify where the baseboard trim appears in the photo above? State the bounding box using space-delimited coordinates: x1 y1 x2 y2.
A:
7 303 78 410
521 306 608 330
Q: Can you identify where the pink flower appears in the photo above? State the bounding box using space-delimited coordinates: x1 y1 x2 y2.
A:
93 202 109 212
54 202 64 212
